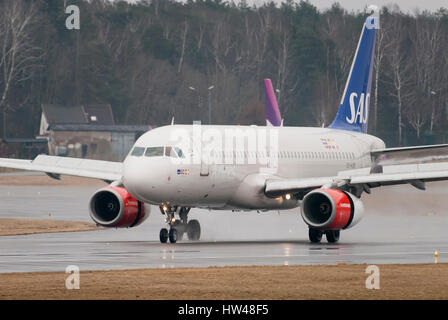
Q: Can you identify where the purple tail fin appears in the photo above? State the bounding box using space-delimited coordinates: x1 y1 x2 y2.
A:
264 79 282 126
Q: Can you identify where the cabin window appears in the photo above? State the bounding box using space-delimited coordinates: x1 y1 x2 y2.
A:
174 147 185 158
145 147 164 157
165 146 178 158
130 147 145 157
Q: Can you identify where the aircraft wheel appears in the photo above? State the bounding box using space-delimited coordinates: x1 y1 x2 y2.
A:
169 228 178 243
309 228 323 243
159 228 168 243
187 219 201 241
325 230 340 243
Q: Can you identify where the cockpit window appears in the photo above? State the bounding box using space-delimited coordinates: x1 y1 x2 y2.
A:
174 147 185 158
145 147 164 157
165 146 178 158
130 147 145 157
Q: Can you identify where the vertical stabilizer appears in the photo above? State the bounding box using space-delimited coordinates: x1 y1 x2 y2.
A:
264 79 283 126
328 15 378 133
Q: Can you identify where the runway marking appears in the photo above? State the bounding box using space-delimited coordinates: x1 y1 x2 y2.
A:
150 250 448 261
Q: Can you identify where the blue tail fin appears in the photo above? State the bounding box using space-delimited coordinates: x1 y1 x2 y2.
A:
328 15 378 133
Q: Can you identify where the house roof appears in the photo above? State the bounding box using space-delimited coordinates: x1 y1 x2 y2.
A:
42 104 88 125
3 137 48 144
48 124 151 133
83 104 115 125
42 104 115 126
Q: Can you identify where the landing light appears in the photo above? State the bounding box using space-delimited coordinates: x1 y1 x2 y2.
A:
171 218 176 223
285 194 291 200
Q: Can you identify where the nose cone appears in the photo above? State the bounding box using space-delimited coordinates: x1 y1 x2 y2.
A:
122 156 172 204
122 156 145 200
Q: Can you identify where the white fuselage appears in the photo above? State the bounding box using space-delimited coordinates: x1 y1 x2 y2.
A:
122 125 385 210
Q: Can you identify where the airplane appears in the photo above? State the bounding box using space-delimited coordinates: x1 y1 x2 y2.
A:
264 78 283 127
2 14 448 245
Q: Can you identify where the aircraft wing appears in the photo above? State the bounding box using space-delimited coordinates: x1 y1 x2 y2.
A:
0 155 122 182
371 144 448 164
265 162 448 198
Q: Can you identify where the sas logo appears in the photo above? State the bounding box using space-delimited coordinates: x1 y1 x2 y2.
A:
177 169 190 175
346 92 369 125
320 138 339 150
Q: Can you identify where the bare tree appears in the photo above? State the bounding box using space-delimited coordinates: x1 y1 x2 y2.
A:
372 20 390 134
409 12 444 134
177 20 189 73
407 108 427 141
273 31 290 107
385 16 413 145
0 0 41 112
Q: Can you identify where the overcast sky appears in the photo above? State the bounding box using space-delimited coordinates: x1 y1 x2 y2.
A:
124 1 447 13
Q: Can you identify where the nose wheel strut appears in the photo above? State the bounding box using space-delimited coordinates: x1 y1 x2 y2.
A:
159 206 201 243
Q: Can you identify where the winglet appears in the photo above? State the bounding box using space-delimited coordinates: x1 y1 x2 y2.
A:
264 79 282 127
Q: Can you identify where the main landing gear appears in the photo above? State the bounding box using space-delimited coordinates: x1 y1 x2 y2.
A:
308 228 340 243
159 206 201 244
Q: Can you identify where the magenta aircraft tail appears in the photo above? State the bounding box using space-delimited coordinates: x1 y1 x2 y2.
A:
264 79 282 126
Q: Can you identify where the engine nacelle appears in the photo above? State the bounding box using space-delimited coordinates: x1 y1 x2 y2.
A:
89 186 150 228
301 189 364 230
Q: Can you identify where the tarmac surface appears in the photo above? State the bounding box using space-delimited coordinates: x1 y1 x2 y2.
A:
0 180 448 273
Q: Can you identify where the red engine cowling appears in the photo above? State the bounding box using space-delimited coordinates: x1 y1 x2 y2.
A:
89 186 150 228
301 189 364 230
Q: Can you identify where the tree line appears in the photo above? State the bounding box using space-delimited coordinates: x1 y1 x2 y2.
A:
1 0 448 147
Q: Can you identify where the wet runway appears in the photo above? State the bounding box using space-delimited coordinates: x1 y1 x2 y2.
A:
1 182 448 273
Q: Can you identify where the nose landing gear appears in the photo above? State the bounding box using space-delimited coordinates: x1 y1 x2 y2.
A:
159 206 201 243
